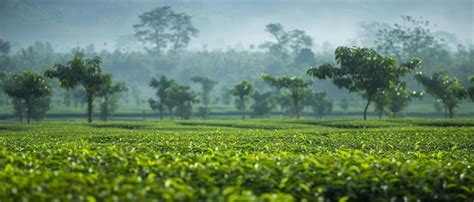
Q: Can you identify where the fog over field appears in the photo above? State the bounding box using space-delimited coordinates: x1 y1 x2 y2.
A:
1 0 472 52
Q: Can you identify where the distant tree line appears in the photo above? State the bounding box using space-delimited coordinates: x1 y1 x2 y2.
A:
1 7 473 122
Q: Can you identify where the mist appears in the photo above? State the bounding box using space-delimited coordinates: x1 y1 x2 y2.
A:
1 0 472 52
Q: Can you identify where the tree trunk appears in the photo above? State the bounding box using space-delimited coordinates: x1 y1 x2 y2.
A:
363 98 371 120
26 99 31 124
294 99 300 119
103 96 108 122
444 104 448 119
242 97 246 120
87 93 93 123
448 106 454 119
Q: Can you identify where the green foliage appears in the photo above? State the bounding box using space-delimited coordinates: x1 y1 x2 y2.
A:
303 91 333 118
191 76 217 107
307 46 421 120
415 71 466 118
375 16 440 63
45 56 111 122
166 84 198 120
133 6 199 54
250 90 275 118
261 74 311 118
149 76 177 119
2 71 51 124
231 80 254 120
0 119 472 201
260 23 313 60
98 82 128 122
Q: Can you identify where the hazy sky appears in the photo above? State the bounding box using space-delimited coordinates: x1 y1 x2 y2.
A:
0 0 472 52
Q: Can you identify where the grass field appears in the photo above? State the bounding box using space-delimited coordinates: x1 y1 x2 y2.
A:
0 119 473 201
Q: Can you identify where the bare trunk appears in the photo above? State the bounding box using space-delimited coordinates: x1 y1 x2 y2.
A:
103 97 108 122
26 99 31 124
87 93 93 123
444 104 448 119
363 98 371 120
294 99 300 119
241 97 246 120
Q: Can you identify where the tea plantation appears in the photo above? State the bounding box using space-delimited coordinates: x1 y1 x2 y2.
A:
0 119 473 201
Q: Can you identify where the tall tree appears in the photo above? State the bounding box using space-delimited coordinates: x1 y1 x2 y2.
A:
231 80 254 120
133 6 199 55
169 12 199 53
3 71 51 124
191 76 217 107
45 56 111 123
415 71 466 118
149 76 176 120
307 46 421 120
262 74 311 119
98 82 128 122
261 23 313 60
191 76 217 119
375 16 440 64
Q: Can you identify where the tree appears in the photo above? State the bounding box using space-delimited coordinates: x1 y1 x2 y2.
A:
375 16 440 64
260 23 313 60
251 90 275 118
230 80 254 120
303 91 333 119
3 72 51 124
45 56 111 123
373 83 423 119
98 82 128 122
415 71 466 118
133 6 199 55
307 46 421 120
169 12 199 53
166 84 198 120
191 76 217 119
149 76 176 120
261 74 311 119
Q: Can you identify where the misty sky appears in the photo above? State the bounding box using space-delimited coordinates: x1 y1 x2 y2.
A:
0 0 472 52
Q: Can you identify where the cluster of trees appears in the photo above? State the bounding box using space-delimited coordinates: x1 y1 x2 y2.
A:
1 7 473 121
0 56 127 124
229 76 332 120
148 76 198 120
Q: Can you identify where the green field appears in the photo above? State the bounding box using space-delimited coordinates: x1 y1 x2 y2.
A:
0 119 473 201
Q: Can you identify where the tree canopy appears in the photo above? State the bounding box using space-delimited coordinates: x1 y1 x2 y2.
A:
261 74 311 119
307 46 421 120
45 56 111 123
415 71 466 118
230 80 254 120
133 6 199 54
3 71 51 124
